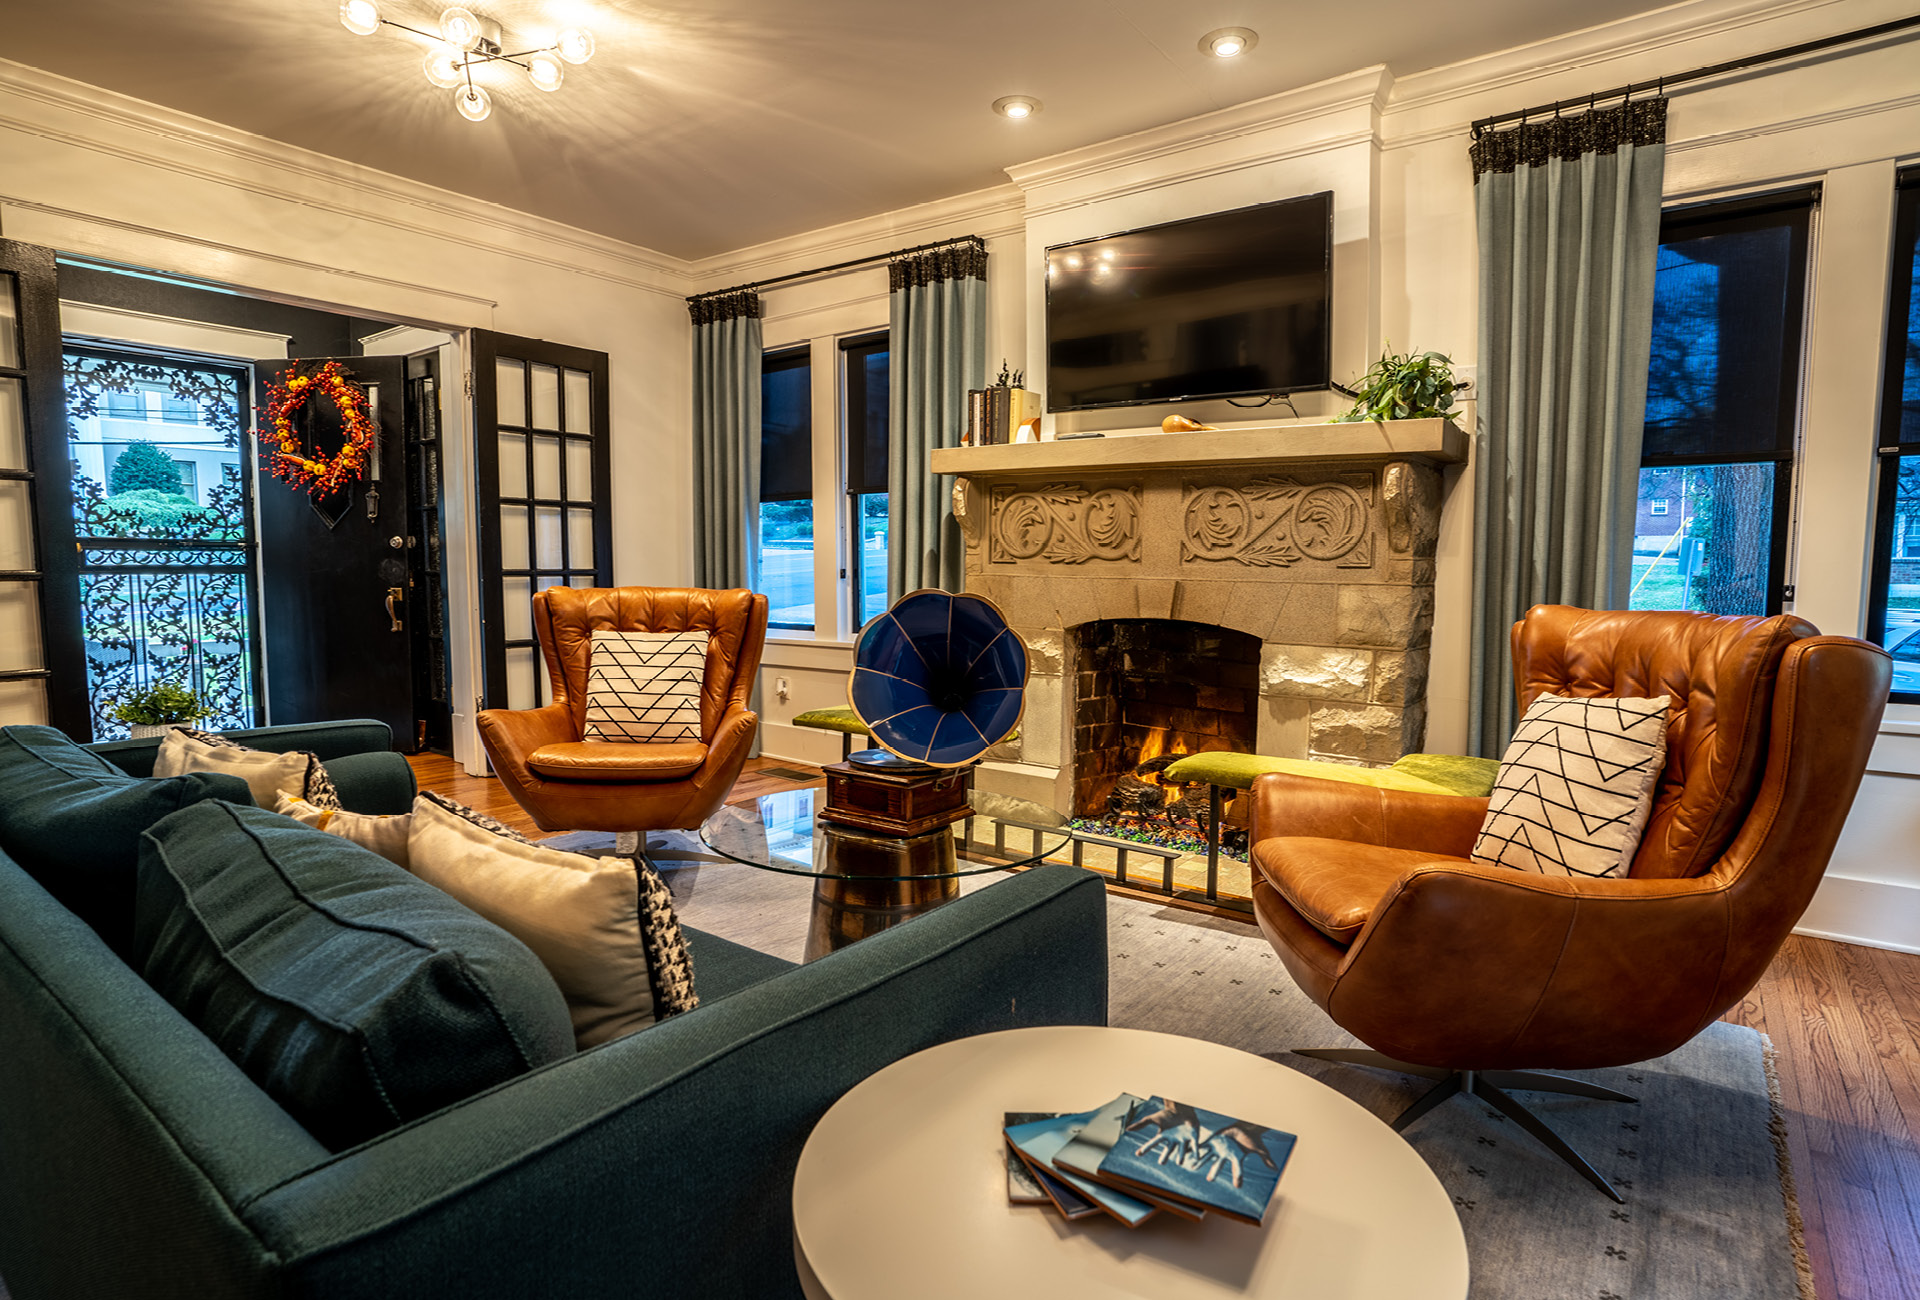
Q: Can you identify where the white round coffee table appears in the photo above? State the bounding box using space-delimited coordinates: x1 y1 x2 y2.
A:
792 1025 1467 1299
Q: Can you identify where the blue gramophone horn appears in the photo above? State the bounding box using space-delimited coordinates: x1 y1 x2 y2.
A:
848 589 1027 768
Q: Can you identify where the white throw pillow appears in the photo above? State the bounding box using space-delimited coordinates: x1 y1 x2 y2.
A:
405 792 698 1047
582 630 708 743
154 729 340 810
1471 694 1672 879
275 792 410 868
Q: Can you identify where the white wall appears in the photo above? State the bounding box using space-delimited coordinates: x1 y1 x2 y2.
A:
0 57 693 765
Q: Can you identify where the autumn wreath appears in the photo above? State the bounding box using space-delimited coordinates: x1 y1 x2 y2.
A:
259 361 376 497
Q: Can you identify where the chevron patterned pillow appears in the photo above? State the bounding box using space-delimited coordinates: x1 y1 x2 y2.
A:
1471 694 1672 879
583 630 709 743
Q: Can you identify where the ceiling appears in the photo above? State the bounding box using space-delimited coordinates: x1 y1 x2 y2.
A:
0 0 1660 259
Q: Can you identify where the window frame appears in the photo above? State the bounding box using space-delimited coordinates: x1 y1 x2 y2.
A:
840 329 889 634
1636 187 1817 618
1865 166 1920 703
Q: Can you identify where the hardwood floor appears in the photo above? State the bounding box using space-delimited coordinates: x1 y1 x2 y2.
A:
408 752 1920 1299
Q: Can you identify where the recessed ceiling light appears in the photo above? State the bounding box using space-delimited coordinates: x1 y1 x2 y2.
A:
993 95 1042 120
1200 27 1258 58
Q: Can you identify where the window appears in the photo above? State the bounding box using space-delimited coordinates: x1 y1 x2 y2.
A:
759 349 814 632
1867 168 1920 701
842 332 889 628
1630 190 1812 616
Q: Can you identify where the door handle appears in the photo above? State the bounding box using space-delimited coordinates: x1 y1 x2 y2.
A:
386 586 404 632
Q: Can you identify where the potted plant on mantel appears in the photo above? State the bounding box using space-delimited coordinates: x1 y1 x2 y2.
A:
108 681 211 739
1334 347 1463 424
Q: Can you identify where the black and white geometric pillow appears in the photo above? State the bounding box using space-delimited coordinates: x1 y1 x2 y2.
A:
583 631 708 744
1470 694 1672 879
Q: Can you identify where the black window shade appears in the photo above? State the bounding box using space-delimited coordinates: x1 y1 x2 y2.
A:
1642 192 1813 463
843 333 889 496
760 349 812 503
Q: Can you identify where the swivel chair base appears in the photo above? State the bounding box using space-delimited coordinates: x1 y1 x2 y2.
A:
1295 1048 1636 1202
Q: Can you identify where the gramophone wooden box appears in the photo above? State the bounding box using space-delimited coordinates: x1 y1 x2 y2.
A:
818 759 974 838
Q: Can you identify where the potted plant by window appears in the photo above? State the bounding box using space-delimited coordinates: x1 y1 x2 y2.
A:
108 681 211 739
1334 348 1463 423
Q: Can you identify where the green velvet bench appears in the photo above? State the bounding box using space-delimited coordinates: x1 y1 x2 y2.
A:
1160 751 1500 894
794 707 1017 761
792 706 870 760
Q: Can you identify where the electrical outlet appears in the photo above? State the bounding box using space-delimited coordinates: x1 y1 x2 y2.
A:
775 676 791 700
1454 364 1477 394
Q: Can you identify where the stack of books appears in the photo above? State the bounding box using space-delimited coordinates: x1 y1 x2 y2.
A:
1004 1094 1296 1228
965 384 1042 446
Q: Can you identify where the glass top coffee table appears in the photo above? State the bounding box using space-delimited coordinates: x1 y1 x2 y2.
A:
700 785 1073 960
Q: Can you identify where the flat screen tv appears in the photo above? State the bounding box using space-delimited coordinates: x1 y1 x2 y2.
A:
1045 192 1332 413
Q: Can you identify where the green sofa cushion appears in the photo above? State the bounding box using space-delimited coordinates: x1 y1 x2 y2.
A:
135 801 577 1151
0 725 254 955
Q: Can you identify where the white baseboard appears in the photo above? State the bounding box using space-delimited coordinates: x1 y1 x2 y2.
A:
1794 874 1920 955
758 722 848 769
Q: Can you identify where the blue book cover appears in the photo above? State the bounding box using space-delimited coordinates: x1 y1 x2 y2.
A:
1096 1096 1297 1225
1006 1110 1159 1228
1051 1093 1205 1222
1004 1112 1063 1206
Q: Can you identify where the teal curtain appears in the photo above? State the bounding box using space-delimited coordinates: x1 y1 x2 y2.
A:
888 241 987 595
691 291 762 591
690 289 762 755
1468 100 1668 756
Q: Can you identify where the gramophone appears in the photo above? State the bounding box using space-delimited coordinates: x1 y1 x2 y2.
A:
818 588 1027 838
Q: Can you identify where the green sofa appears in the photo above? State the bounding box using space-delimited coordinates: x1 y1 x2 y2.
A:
0 722 1109 1299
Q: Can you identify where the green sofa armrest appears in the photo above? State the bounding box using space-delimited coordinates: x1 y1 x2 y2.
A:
88 720 416 814
245 864 1110 1300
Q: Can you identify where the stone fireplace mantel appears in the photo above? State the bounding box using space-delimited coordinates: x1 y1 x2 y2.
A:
928 416 1465 479
939 417 1464 814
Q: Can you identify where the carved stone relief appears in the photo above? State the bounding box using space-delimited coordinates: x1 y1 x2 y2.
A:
1180 473 1374 568
989 483 1142 564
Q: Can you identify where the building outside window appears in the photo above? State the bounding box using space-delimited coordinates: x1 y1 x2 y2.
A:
842 332 889 629
1630 190 1813 617
1866 167 1920 700
758 348 814 632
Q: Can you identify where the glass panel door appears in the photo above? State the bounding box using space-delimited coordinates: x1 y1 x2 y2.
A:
471 332 611 710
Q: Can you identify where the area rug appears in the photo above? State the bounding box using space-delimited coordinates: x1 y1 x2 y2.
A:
603 832 1813 1300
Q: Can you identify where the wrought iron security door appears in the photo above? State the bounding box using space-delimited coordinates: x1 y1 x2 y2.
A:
61 347 261 740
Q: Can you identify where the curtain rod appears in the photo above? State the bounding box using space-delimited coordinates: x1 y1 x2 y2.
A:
686 234 986 304
1470 12 1920 137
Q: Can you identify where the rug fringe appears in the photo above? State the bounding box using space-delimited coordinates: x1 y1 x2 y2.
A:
1761 1033 1817 1300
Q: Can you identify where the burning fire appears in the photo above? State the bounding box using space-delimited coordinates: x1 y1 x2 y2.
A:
1132 726 1187 788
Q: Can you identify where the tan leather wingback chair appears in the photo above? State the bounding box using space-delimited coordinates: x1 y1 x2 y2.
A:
477 586 768 851
1251 605 1891 1199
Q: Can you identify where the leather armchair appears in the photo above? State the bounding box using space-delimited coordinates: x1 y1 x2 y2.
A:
1250 605 1892 1199
477 586 769 847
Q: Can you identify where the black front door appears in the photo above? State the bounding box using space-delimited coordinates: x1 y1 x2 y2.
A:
253 355 413 743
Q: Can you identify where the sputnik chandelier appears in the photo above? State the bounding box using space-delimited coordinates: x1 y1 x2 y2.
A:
338 3 595 123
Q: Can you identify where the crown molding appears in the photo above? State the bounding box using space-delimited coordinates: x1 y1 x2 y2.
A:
684 183 1025 296
0 57 691 299
1385 0 1861 117
1004 66 1391 197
